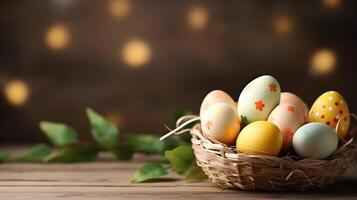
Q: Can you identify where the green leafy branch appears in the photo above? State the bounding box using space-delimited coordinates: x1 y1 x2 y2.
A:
0 106 207 183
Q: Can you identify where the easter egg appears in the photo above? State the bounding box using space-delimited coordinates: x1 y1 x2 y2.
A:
236 121 282 156
308 91 350 139
280 92 309 121
268 103 305 152
201 103 240 145
237 75 281 124
200 90 236 117
292 122 338 159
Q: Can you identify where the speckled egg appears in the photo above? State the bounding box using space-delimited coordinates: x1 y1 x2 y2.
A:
237 75 281 124
308 91 350 139
200 90 236 117
201 103 240 145
292 122 338 159
268 103 305 152
236 121 282 156
280 92 309 121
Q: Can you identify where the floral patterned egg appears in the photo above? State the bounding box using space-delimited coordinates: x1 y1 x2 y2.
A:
237 75 281 124
201 103 240 145
268 103 305 152
308 91 350 139
280 92 309 122
200 90 236 117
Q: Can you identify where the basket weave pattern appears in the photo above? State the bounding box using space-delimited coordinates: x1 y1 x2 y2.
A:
191 124 356 191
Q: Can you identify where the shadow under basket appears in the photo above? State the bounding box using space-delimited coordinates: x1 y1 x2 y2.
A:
190 124 357 191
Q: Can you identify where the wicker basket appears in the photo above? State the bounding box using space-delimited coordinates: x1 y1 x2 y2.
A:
190 123 356 191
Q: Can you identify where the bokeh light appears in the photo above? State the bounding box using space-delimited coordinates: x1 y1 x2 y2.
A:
310 49 337 75
187 5 209 31
122 39 152 68
45 24 70 51
4 80 30 106
108 0 131 19
273 15 293 35
322 0 342 9
106 112 125 128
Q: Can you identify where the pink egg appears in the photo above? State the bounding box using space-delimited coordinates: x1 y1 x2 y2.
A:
200 90 236 117
268 103 305 153
280 92 309 122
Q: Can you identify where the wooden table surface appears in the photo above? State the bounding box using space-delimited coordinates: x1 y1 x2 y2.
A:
1 151 357 200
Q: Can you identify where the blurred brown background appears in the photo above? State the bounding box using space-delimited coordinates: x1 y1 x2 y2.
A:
0 0 356 144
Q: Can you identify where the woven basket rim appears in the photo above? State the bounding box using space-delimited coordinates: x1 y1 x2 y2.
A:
191 123 356 164
190 123 357 191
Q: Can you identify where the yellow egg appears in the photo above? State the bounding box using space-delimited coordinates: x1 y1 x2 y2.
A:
236 121 282 156
308 91 350 139
201 103 240 145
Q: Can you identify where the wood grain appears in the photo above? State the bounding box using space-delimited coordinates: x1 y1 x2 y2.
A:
1 151 357 199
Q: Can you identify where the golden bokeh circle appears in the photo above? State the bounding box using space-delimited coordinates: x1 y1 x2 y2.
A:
322 0 342 9
4 80 30 106
273 15 293 35
108 0 131 19
187 5 209 31
122 40 152 68
45 24 70 50
311 49 337 75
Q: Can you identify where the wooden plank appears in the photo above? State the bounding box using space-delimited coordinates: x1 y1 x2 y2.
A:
1 152 357 199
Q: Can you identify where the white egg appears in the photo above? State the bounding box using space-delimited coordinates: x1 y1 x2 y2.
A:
201 103 240 145
200 90 236 117
237 75 281 124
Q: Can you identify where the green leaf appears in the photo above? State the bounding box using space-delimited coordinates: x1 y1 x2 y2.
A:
164 145 195 174
163 135 183 151
16 144 52 162
124 134 182 155
132 162 168 183
124 134 164 154
185 165 208 181
110 143 134 161
39 121 78 146
86 108 118 149
0 152 10 163
44 144 99 163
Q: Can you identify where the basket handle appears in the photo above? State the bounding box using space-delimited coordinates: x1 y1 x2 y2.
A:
335 113 357 140
160 115 200 141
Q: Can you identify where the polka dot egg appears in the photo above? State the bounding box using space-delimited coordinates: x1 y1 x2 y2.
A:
308 91 350 139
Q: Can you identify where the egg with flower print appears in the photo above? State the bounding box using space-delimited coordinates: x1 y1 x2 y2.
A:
237 75 281 124
201 103 240 145
308 91 350 139
200 90 236 117
268 103 305 152
280 92 309 122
